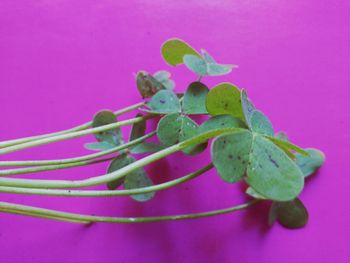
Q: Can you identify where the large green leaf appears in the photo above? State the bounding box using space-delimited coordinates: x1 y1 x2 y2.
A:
295 148 325 177
250 110 274 136
183 55 207 76
205 83 244 120
246 135 304 201
183 82 209 114
106 154 134 190
157 113 206 155
269 198 308 229
87 110 123 149
212 130 253 183
161 38 200 66
198 115 246 134
146 90 181 114
240 90 256 127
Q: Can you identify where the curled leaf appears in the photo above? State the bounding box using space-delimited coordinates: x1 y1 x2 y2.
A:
136 71 165 98
241 90 256 127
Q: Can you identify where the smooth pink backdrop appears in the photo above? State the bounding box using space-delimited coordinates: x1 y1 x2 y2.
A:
0 1 349 262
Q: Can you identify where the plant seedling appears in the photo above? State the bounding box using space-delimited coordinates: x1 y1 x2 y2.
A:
0 38 325 229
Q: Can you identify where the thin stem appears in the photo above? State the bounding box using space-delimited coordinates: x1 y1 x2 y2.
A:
0 199 259 224
0 114 154 155
0 127 243 188
0 102 145 149
0 163 213 196
0 131 156 167
0 156 116 176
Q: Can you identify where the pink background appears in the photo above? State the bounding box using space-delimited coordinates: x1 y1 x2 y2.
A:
0 1 349 262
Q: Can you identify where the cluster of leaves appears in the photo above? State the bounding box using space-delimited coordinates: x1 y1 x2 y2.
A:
85 38 325 229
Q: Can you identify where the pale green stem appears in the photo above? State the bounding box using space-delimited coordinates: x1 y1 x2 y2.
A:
0 199 259 224
0 102 145 149
0 163 213 196
0 127 243 188
0 156 116 176
0 114 154 155
0 131 156 167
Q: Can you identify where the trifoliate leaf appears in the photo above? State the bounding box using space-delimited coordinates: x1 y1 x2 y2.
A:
161 38 200 66
146 90 181 114
205 83 244 120
269 198 308 229
130 142 166 154
157 113 206 155
90 110 123 147
183 54 208 76
249 110 274 136
183 82 209 114
246 135 304 201
241 90 256 127
211 130 253 183
106 154 134 190
295 148 325 177
198 115 246 134
136 71 165 98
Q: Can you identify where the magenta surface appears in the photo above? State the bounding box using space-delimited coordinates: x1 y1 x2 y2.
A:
0 1 349 262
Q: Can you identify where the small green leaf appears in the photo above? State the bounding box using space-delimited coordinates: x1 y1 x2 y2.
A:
250 111 274 136
136 71 165 98
153 70 175 90
84 141 115 151
295 148 325 177
207 63 234 76
201 49 215 63
91 110 123 147
241 90 256 127
246 135 304 201
157 113 206 155
211 130 253 183
266 136 309 156
146 90 181 114
199 115 246 134
183 55 207 76
269 199 308 229
246 187 267 199
124 167 155 202
130 142 165 154
161 38 200 66
206 83 244 120
183 82 209 114
106 154 134 190
129 114 146 142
